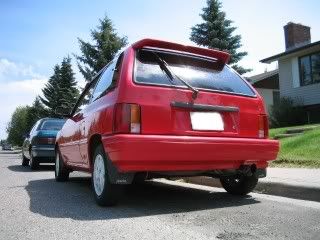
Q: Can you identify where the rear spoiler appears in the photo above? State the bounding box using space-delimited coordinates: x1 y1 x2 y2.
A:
131 38 230 64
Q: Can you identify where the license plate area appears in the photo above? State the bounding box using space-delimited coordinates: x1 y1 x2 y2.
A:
190 112 224 131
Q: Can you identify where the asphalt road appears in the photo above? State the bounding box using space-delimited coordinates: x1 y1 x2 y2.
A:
0 152 319 240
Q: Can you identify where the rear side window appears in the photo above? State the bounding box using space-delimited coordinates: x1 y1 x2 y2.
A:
39 120 66 131
91 53 124 102
134 49 255 97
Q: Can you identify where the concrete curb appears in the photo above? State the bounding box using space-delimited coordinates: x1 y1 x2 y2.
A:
182 176 320 202
0 151 22 155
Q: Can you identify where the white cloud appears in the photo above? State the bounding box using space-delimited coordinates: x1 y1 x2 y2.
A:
0 58 48 139
0 58 46 83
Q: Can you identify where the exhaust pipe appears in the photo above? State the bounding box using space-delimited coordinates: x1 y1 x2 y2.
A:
239 164 257 177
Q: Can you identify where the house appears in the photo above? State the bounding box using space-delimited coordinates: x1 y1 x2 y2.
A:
248 69 279 114
260 22 320 123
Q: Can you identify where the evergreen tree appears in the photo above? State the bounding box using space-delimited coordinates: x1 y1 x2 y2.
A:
59 57 80 111
40 57 79 116
40 64 61 116
75 15 128 81
190 0 250 74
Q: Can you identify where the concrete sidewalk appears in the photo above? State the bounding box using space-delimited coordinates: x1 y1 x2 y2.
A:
260 168 320 189
0 150 22 154
183 167 320 202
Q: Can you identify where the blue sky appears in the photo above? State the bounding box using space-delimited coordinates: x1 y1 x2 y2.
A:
0 0 319 139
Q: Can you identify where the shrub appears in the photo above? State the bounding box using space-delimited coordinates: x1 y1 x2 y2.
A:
269 97 307 128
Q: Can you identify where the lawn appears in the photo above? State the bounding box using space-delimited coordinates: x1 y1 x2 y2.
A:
269 123 320 139
269 125 320 168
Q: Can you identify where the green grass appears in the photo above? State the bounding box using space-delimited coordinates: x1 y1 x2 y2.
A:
270 126 320 168
269 123 320 139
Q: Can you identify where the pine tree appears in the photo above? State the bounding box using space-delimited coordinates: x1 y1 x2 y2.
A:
40 57 79 116
190 0 250 74
75 15 128 81
40 65 62 116
31 97 47 119
59 57 80 110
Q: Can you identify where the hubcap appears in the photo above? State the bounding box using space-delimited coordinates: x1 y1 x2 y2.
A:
55 152 60 175
93 154 105 196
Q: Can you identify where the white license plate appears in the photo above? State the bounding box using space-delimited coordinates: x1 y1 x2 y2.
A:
190 112 224 131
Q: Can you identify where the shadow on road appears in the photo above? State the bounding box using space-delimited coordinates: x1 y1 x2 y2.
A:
185 177 320 203
8 165 55 172
255 182 320 202
25 177 259 221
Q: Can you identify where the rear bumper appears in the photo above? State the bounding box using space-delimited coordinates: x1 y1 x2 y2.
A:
31 145 55 162
102 134 279 172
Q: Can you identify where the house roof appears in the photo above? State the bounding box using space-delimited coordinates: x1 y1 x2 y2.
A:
260 40 320 63
247 69 279 90
247 69 279 84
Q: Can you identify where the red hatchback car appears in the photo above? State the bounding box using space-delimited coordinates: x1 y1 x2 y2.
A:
55 39 279 206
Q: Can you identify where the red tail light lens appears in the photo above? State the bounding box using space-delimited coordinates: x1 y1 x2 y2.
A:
113 103 141 134
258 114 269 139
34 137 55 145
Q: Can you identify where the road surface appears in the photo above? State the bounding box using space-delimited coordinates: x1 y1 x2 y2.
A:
0 152 319 240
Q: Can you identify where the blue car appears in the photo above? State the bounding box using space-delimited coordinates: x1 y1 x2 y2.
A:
22 118 66 169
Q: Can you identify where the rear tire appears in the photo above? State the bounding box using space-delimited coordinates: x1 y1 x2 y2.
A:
92 144 122 206
21 153 29 167
220 175 258 195
29 151 39 170
55 148 69 182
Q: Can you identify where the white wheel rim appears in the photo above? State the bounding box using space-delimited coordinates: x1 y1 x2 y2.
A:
55 152 60 175
93 154 105 196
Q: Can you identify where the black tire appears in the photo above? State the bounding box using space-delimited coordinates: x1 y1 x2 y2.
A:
131 173 147 185
21 153 29 167
92 144 123 206
29 150 39 170
55 148 69 182
220 175 258 195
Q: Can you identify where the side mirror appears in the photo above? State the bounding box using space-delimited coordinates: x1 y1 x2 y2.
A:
55 107 72 118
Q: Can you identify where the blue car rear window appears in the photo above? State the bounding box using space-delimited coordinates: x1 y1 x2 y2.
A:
39 120 65 131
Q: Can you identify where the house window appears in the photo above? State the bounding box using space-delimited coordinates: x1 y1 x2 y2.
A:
299 52 320 86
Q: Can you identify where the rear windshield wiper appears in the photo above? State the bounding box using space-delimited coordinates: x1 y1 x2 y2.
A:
151 52 199 99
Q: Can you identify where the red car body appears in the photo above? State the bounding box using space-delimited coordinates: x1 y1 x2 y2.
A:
56 39 279 204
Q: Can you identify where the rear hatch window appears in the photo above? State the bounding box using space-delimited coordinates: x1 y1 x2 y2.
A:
134 49 255 97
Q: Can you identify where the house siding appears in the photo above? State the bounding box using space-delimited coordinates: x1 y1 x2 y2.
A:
278 53 320 106
255 88 276 114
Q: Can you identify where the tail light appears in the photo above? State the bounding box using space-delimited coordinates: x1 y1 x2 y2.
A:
34 137 55 145
113 103 141 134
258 114 269 139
